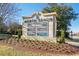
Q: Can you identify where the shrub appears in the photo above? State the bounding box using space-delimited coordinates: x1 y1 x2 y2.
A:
17 29 22 42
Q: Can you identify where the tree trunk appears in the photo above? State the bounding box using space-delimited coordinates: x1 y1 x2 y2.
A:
60 28 65 43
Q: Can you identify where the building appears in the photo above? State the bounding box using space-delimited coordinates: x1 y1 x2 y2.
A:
22 12 57 42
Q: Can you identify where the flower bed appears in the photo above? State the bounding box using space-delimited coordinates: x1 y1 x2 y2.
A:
0 38 79 55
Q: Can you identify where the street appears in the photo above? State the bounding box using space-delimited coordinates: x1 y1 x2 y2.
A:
66 36 79 47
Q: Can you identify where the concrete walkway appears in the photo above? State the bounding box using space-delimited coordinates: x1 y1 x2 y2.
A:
66 36 79 47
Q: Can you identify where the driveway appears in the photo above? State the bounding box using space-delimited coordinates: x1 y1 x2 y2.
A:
66 36 79 47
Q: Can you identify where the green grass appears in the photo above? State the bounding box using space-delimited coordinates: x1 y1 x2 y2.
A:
0 45 51 56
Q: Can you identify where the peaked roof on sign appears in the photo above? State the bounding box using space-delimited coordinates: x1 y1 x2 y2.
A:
22 12 57 19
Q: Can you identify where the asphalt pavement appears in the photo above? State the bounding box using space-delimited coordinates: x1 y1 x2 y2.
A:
66 36 79 47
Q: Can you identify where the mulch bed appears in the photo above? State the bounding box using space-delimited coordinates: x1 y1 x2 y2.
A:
0 38 79 56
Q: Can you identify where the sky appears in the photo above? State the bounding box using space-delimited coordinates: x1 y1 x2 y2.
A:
16 3 48 24
16 3 79 33
67 3 79 33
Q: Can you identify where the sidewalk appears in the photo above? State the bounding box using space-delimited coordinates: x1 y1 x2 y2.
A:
66 41 79 47
66 36 79 47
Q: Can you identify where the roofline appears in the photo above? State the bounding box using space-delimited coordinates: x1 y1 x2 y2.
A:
22 12 57 19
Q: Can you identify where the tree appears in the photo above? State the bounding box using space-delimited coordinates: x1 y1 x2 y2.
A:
0 17 3 33
8 22 22 35
42 4 78 43
0 3 20 33
17 28 22 42
0 3 20 21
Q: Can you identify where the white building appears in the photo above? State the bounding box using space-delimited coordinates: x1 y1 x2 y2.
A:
22 12 57 42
